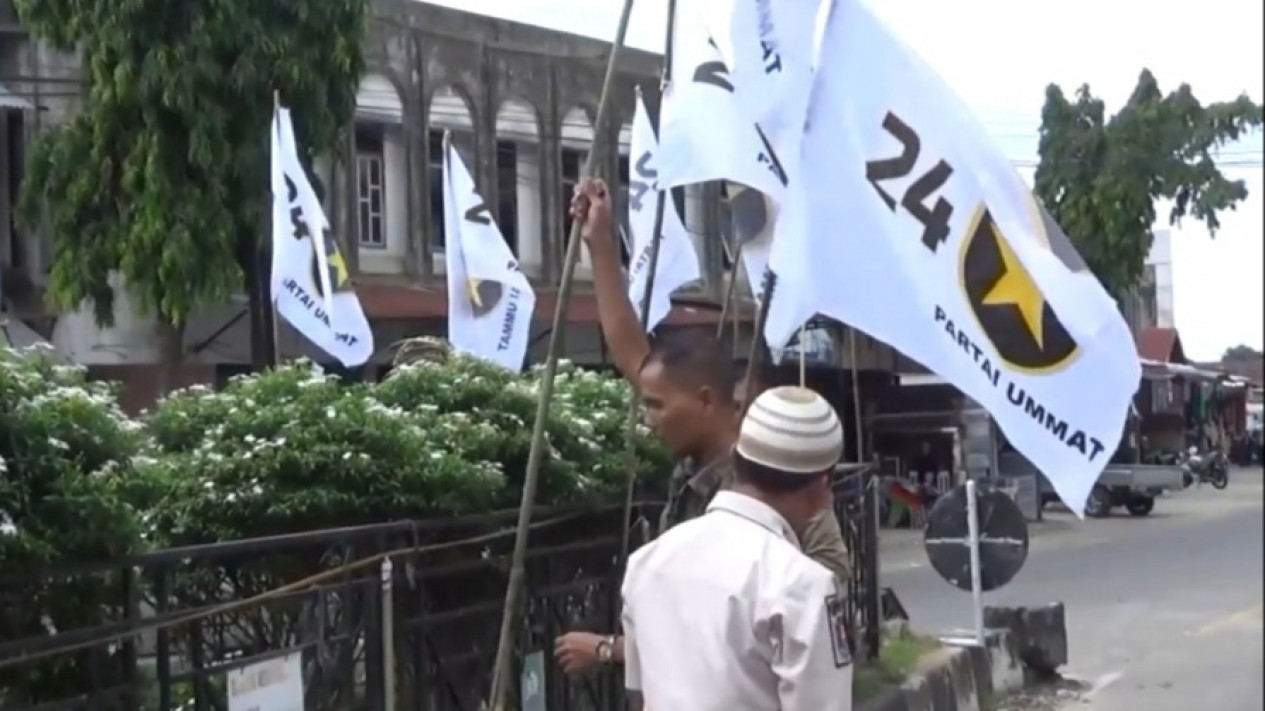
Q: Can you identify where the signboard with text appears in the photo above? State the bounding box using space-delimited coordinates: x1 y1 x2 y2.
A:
227 653 303 711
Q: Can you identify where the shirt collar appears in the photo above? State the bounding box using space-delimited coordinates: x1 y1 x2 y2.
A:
706 491 800 548
675 452 734 494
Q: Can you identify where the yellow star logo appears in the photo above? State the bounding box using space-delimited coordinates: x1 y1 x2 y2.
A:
327 250 349 288
981 224 1047 349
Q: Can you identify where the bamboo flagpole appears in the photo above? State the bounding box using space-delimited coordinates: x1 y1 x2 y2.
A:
741 270 777 406
617 0 678 571
715 240 744 345
798 324 807 386
848 326 864 459
484 0 637 707
270 90 284 367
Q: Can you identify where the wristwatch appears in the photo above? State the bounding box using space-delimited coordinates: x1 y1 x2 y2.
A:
595 635 616 664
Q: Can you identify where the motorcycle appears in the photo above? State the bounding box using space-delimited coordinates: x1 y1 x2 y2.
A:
1182 447 1230 490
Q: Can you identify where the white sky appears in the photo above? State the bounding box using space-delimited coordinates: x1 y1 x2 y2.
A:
425 0 1264 361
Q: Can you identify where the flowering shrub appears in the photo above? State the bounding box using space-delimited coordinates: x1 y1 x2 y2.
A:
375 348 670 508
0 346 145 704
139 340 668 545
142 362 504 546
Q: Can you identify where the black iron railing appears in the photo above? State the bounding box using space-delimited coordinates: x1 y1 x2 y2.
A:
0 477 880 711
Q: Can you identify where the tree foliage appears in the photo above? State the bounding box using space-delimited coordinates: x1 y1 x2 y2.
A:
1222 344 1262 363
1034 69 1263 296
13 0 367 345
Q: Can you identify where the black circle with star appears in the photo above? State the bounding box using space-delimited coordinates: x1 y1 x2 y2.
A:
961 210 1078 372
467 279 504 318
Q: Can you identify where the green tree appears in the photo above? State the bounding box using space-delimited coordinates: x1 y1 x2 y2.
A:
1034 69 1263 297
1222 344 1262 363
14 0 367 381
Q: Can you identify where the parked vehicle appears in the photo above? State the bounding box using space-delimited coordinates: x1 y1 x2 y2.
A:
1002 451 1185 519
1075 463 1187 518
1182 447 1229 490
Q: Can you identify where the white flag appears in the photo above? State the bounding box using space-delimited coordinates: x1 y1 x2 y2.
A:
768 0 1141 516
626 91 701 331
661 1 824 304
656 0 789 201
442 136 536 371
687 0 824 137
270 107 374 368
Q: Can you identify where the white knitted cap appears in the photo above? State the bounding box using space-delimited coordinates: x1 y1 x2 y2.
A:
736 386 844 474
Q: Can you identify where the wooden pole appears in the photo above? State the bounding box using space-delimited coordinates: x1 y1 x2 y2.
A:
741 270 778 409
715 239 745 345
618 0 678 568
798 324 807 386
270 90 284 367
849 326 864 460
484 0 637 706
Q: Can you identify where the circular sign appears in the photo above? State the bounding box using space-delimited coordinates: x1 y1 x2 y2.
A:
923 482 1029 592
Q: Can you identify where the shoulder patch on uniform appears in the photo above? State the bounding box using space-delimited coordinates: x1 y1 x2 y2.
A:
824 594 852 668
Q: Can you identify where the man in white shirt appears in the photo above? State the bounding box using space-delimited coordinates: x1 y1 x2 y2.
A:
621 385 854 711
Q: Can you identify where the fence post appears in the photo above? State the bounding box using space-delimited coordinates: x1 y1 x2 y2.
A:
154 567 172 711
121 566 140 709
864 467 882 659
381 557 395 711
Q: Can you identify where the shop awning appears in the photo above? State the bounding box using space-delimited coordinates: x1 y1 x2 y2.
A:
0 84 32 110
0 316 69 362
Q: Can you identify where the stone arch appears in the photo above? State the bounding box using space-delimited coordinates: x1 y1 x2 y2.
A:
560 106 594 150
427 85 475 131
495 97 541 142
356 72 405 124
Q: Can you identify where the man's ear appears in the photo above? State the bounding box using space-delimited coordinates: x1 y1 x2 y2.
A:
696 384 718 410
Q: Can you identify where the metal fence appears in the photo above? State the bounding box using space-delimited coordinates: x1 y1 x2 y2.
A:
0 474 879 711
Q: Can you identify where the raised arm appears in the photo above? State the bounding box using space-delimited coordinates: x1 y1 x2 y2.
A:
571 178 650 380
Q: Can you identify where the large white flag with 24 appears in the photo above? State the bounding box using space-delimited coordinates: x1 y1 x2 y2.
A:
442 135 536 371
270 106 374 368
626 90 701 332
767 0 1141 515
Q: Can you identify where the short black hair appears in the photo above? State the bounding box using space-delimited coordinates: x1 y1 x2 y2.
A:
641 329 736 404
733 450 825 494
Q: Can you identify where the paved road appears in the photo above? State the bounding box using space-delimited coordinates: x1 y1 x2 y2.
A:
879 468 1263 710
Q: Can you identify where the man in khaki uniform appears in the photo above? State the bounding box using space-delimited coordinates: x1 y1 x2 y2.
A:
553 178 850 675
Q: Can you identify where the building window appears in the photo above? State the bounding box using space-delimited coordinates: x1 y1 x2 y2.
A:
560 147 585 243
4 110 25 272
1152 380 1177 413
496 140 518 254
356 128 385 249
428 130 445 252
615 154 633 266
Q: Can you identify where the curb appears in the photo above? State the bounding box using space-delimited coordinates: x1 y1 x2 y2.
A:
858 604 1067 711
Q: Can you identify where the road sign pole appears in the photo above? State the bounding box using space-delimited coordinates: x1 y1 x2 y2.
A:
965 478 985 646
